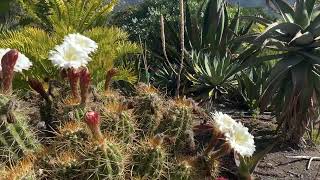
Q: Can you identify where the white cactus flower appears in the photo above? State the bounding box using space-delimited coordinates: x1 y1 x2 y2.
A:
63 33 98 54
225 122 256 157
212 112 237 134
49 43 91 69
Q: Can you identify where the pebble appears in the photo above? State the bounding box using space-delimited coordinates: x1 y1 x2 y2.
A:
266 163 273 168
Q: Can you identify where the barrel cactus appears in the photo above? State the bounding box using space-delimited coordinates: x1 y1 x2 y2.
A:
81 138 126 179
171 155 221 179
101 101 137 143
1 156 38 180
0 94 41 165
157 98 194 153
132 134 168 179
133 83 166 136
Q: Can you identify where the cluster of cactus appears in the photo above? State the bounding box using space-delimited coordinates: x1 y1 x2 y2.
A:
0 51 222 179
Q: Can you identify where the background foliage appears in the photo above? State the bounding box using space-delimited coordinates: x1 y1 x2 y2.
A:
0 0 141 88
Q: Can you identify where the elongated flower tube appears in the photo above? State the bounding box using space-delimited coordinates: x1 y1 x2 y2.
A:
85 111 103 141
80 67 91 105
67 68 80 102
28 78 50 102
1 49 18 94
104 68 118 92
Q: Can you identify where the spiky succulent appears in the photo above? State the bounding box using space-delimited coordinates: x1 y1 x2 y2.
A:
133 83 166 136
101 102 137 143
132 135 168 179
0 94 41 165
238 0 320 144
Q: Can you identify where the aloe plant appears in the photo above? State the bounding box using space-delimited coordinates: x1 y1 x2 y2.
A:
236 0 320 145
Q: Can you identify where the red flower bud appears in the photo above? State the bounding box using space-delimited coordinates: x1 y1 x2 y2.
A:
85 111 103 140
60 69 68 80
1 49 19 94
28 78 50 102
67 68 80 101
104 68 118 92
80 67 91 105
216 177 228 180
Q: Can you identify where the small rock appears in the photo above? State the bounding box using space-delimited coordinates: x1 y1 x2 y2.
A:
266 163 273 168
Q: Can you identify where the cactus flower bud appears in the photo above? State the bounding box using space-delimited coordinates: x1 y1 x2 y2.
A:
60 69 68 80
28 78 50 102
80 67 91 105
104 68 118 92
216 177 228 180
85 111 103 140
1 49 18 94
67 68 80 101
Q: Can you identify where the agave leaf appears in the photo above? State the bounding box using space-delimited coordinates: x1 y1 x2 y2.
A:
265 39 289 50
289 31 314 45
299 51 320 65
294 0 310 28
215 5 227 52
306 0 316 16
255 22 302 42
311 8 320 21
228 5 240 40
269 0 295 22
202 0 224 46
232 34 259 44
308 13 320 35
308 39 320 48
240 16 272 26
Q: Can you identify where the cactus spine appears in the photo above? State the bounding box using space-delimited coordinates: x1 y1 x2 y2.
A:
101 102 136 143
82 139 125 179
134 83 165 136
132 134 168 179
0 95 41 164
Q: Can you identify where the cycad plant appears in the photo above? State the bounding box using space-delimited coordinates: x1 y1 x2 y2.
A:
0 0 140 86
238 0 320 145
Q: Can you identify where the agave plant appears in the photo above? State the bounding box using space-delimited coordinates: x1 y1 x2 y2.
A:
186 51 237 102
237 61 273 112
237 0 320 145
151 0 252 97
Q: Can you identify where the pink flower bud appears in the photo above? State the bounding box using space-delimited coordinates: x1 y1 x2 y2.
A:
85 111 103 140
67 68 80 101
216 177 228 180
28 78 50 102
1 49 19 94
80 68 91 105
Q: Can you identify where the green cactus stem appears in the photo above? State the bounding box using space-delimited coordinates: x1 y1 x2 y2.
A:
0 95 41 165
132 134 168 179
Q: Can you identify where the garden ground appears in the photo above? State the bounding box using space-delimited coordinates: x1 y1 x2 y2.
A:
234 115 320 180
